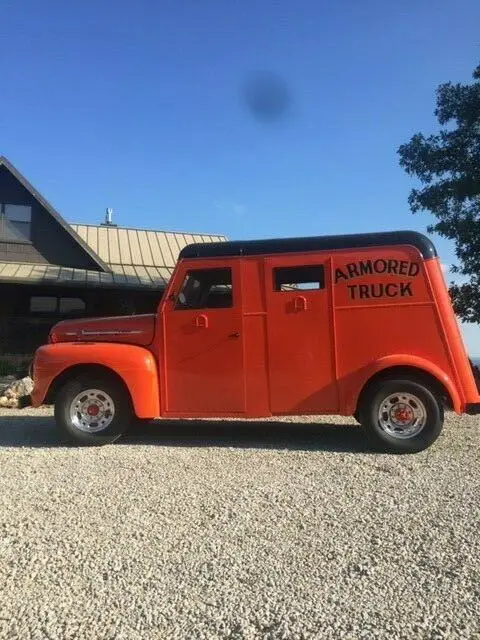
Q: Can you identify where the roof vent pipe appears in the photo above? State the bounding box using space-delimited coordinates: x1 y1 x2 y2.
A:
101 207 117 227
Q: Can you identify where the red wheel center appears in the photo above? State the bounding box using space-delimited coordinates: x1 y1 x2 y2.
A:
87 404 100 416
394 407 412 424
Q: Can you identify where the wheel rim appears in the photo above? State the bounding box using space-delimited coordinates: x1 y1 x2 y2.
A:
378 392 427 439
70 389 115 433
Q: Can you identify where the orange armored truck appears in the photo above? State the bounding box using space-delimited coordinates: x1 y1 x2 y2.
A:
30 230 480 453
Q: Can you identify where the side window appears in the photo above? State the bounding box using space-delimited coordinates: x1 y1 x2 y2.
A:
175 268 233 310
273 265 325 291
59 297 86 315
3 204 32 241
30 296 86 315
30 296 57 313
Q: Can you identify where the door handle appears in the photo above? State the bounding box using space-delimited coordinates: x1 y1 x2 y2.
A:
194 314 209 328
228 331 240 338
294 295 307 312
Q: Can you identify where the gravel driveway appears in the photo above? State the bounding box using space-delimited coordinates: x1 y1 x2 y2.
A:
0 408 479 640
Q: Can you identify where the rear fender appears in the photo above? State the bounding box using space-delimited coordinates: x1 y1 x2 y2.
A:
31 343 160 418
346 354 462 415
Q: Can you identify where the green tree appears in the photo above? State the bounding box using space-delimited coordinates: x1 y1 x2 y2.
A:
398 62 480 322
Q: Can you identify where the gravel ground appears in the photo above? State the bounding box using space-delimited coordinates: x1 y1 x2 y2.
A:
0 408 479 640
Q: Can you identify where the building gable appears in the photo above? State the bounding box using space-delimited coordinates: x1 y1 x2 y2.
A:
0 158 109 271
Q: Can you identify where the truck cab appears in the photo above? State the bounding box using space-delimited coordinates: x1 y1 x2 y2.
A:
30 230 480 452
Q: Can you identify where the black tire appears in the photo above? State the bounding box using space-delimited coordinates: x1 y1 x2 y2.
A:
54 374 133 445
358 378 444 453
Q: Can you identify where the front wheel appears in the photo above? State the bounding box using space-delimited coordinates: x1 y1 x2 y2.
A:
54 374 133 445
358 379 444 453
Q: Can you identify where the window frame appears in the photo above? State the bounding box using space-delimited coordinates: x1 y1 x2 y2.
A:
174 267 234 310
29 295 86 316
29 296 58 314
0 203 33 244
273 264 326 292
58 297 87 315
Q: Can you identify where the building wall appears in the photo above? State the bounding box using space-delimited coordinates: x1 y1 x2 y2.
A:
0 166 101 269
0 282 162 356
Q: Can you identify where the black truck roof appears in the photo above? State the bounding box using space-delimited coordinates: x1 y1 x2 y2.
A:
179 230 437 261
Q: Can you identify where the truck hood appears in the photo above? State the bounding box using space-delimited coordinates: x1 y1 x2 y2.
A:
50 314 156 346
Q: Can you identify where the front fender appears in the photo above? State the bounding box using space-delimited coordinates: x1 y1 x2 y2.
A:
31 343 160 418
343 354 462 415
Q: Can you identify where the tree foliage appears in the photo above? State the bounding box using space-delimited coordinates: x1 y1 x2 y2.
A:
398 62 480 322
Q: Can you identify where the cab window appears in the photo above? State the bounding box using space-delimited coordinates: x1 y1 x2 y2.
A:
175 268 233 309
273 265 325 291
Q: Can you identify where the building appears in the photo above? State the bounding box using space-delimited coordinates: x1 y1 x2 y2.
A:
0 156 225 369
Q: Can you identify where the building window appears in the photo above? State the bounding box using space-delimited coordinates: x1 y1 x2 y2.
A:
59 297 86 314
175 268 233 309
30 296 57 313
30 296 86 315
273 265 325 291
0 204 32 242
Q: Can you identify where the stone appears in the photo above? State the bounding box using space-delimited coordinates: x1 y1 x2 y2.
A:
0 377 34 409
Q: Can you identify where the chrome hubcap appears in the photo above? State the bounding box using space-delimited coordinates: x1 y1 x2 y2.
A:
70 389 115 433
378 392 427 439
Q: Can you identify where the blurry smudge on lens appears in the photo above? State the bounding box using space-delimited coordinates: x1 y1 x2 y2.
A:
242 71 292 122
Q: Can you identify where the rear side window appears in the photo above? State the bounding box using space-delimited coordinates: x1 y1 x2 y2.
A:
175 268 233 309
273 265 325 291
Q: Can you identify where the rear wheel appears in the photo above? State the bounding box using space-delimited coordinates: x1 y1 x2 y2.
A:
358 378 444 453
54 374 133 445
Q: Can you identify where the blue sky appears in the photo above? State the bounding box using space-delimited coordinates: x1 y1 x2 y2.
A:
2 0 480 352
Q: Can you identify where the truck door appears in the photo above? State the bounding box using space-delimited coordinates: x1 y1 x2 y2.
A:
162 260 245 415
264 255 337 414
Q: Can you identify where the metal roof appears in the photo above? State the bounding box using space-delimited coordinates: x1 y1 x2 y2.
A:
0 261 175 289
70 223 226 269
0 224 226 290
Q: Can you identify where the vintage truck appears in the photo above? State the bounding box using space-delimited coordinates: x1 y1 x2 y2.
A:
30 230 480 452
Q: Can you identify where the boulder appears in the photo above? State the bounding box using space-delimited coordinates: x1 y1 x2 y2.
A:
0 375 16 395
0 377 34 409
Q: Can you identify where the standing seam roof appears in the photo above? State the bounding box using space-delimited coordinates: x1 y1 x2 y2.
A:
70 224 226 269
